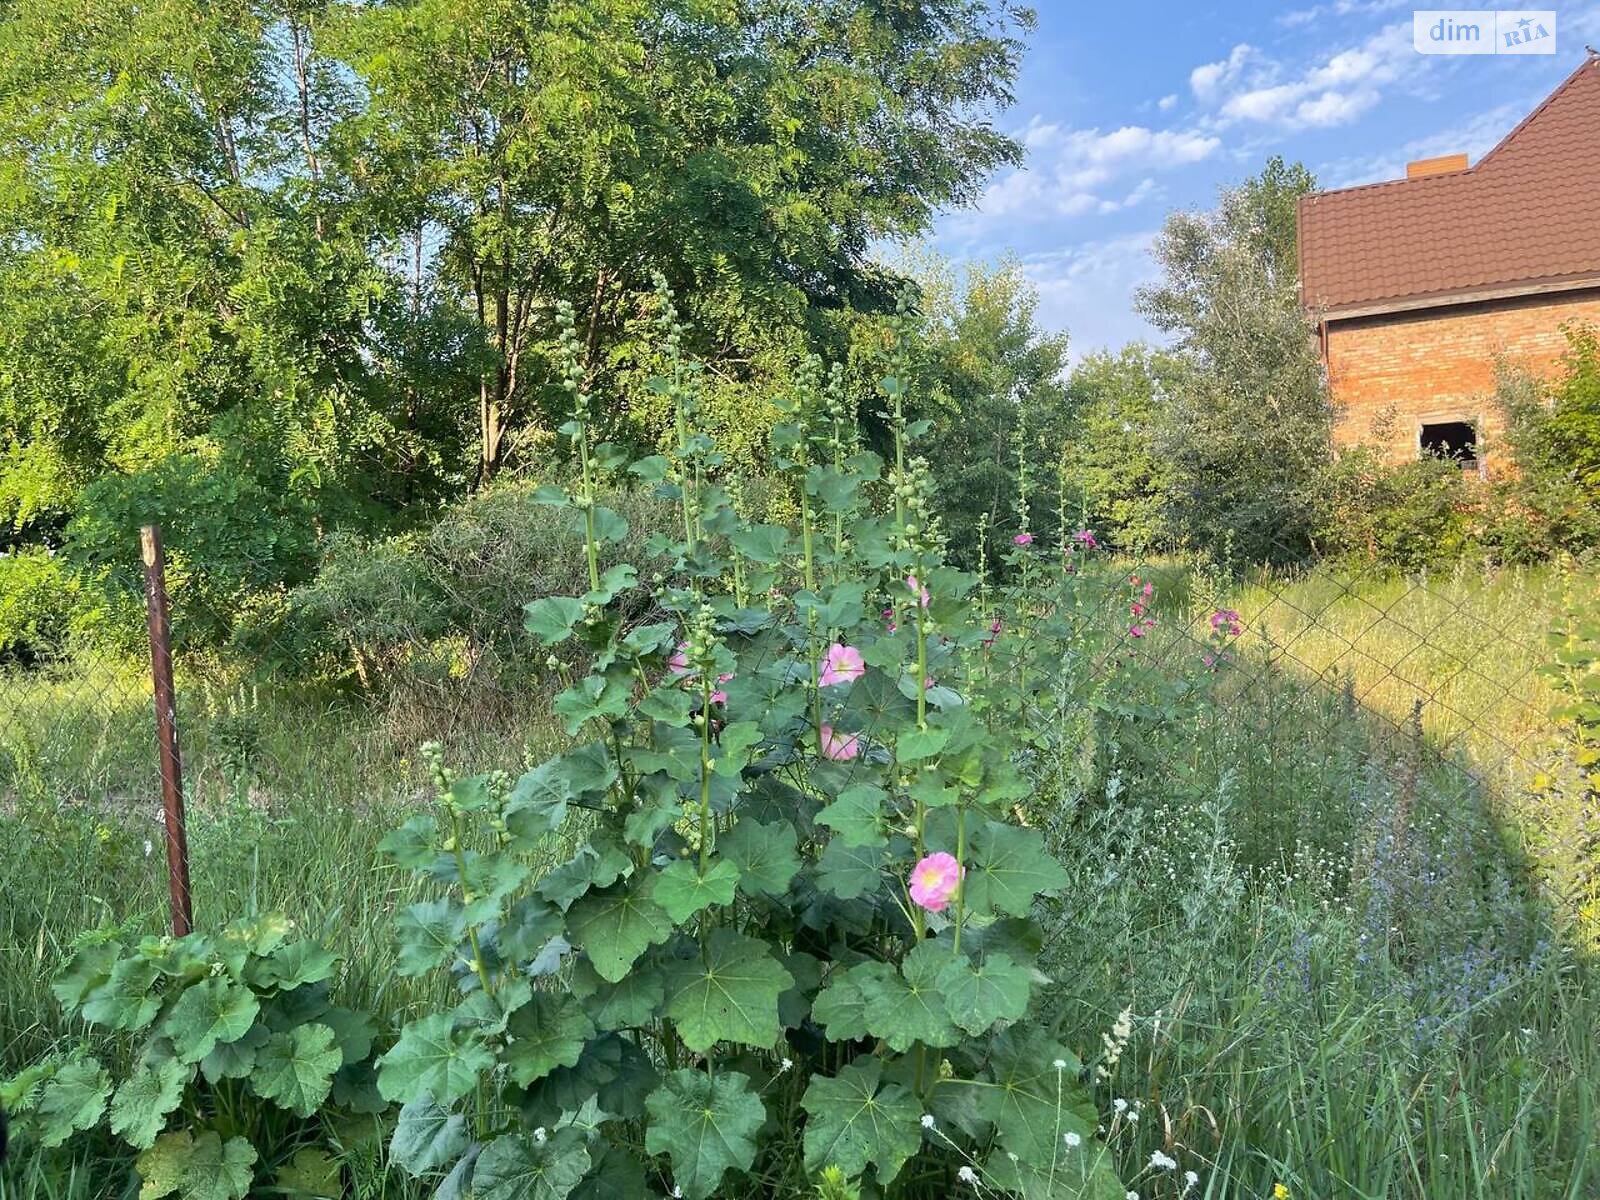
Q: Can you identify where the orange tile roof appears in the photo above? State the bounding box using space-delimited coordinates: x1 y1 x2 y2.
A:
1298 56 1600 318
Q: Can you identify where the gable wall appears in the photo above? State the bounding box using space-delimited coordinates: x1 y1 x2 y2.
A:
1324 288 1600 475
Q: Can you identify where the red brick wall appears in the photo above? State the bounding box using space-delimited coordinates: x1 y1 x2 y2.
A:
1324 288 1600 476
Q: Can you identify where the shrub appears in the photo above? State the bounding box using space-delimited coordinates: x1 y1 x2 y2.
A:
366 288 1119 1197
1315 446 1481 572
0 916 380 1197
0 545 78 662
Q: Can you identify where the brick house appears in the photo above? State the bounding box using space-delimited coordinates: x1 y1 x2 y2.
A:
1297 54 1600 477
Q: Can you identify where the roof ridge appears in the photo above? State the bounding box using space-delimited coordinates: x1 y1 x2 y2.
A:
1474 54 1599 168
1302 55 1599 200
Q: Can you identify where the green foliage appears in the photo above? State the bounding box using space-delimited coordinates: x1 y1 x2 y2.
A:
1492 324 1600 559
883 255 1074 569
0 546 80 661
1136 156 1332 561
3 916 379 1194
361 286 1113 1198
1316 447 1480 571
1057 347 1182 552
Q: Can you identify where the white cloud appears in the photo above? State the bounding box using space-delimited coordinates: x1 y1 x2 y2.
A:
1195 22 1414 131
967 123 1218 224
1157 94 1178 111
1020 232 1165 357
1191 44 1253 98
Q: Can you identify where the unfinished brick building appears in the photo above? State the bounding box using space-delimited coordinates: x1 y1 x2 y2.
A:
1297 54 1600 477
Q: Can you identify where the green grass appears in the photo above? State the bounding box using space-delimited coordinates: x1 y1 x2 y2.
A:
3 561 1597 1198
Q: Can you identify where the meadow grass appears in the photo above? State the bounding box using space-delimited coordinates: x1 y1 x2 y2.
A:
2 561 1596 1198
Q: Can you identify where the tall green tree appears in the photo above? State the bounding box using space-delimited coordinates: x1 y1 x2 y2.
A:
1136 156 1331 561
335 0 1031 480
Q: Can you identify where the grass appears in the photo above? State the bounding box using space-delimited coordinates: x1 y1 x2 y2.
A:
2 559 1597 1198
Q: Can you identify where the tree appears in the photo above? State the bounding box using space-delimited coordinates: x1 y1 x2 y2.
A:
1136 156 1332 561
1058 346 1181 552
865 255 1070 571
334 0 1031 480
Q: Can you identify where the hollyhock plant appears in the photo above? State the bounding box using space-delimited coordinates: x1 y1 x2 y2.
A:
668 642 693 676
819 643 865 687
905 574 931 609
712 672 734 705
1013 532 1033 546
1073 529 1098 550
819 724 861 761
908 852 963 912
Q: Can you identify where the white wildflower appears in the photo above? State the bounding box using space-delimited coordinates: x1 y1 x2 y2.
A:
1063 1131 1082 1148
1184 1170 1199 1191
1113 1098 1128 1114
958 1166 979 1184
1149 1150 1177 1171
1052 1058 1067 1070
779 1057 793 1073
920 1114 936 1129
532 1127 547 1145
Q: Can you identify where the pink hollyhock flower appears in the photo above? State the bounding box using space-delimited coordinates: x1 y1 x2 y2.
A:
908 852 963 912
1210 609 1243 637
819 724 860 761
1129 624 1146 639
712 672 734 705
819 643 866 687
1142 582 1154 599
905 574 931 609
1073 529 1098 550
1013 532 1033 546
668 642 692 676
1130 601 1145 618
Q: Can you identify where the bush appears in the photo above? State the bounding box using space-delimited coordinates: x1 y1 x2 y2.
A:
0 545 79 662
1316 447 1481 572
255 475 681 690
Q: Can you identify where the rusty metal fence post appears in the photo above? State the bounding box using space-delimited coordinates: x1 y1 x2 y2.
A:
141 524 193 937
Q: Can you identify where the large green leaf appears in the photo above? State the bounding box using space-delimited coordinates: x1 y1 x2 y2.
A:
247 940 337 990
34 1059 111 1148
524 596 587 645
472 1131 591 1200
376 1013 494 1105
982 1139 1126 1200
647 858 739 921
51 940 121 1009
963 1029 1097 1160
164 977 260 1064
856 942 959 1051
390 1095 470 1179
719 818 801 896
506 762 574 843
816 784 888 847
566 883 673 983
570 957 665 1030
135 1130 256 1200
395 899 466 977
664 930 794 1052
644 1069 764 1200
109 1057 190 1148
81 956 162 1031
810 961 896 1043
537 843 632 912
816 840 886 900
936 952 1032 1036
964 822 1069 917
504 994 595 1086
800 1058 922 1184
252 1023 342 1117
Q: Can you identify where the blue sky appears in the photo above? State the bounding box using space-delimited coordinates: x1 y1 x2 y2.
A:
930 2 1600 359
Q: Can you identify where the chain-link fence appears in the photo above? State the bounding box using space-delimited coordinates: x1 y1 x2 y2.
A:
2 527 1589 940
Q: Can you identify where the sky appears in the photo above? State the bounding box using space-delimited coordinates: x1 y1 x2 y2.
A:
930 1 1600 361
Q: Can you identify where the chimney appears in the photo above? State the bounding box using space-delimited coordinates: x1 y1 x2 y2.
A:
1406 153 1469 179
